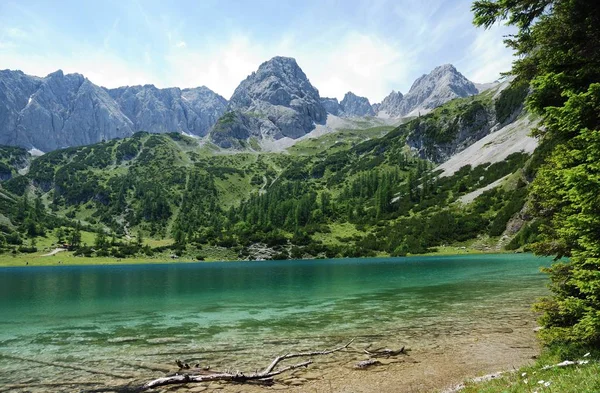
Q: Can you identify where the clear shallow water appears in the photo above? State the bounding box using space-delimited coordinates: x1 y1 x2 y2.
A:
0 254 550 390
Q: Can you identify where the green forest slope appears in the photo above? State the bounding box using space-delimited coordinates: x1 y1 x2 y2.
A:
0 80 540 263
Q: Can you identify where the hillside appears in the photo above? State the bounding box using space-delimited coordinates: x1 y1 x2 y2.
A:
0 78 540 263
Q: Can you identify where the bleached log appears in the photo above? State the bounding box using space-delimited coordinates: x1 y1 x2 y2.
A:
142 361 312 390
139 339 354 391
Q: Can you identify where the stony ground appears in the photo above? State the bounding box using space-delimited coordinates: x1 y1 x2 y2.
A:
150 314 539 393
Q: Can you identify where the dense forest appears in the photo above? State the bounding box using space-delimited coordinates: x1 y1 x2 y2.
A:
472 0 600 350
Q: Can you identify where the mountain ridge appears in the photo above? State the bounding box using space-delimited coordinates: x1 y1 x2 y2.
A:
0 69 227 152
0 59 487 152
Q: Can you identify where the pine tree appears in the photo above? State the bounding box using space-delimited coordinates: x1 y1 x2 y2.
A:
473 0 600 345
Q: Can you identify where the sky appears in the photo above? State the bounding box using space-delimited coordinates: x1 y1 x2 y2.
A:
0 0 516 103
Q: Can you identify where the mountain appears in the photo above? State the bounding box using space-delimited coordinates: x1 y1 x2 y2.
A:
0 70 133 152
0 61 490 152
107 85 227 137
0 69 227 152
376 90 404 118
320 93 375 118
0 77 537 261
376 64 478 118
320 97 343 116
210 57 326 148
339 92 375 117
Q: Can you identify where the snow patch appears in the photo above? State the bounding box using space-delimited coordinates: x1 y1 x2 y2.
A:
181 131 200 139
28 147 44 156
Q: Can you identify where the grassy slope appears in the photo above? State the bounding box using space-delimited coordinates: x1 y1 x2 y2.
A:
287 125 396 156
459 347 600 393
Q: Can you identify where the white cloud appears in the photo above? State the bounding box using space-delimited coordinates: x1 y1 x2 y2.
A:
175 41 187 48
0 49 156 88
163 31 410 103
164 34 273 98
459 25 516 83
298 32 411 103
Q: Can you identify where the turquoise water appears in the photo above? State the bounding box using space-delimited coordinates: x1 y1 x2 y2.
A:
0 254 550 391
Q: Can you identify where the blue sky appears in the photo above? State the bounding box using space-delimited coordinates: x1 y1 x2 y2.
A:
0 0 515 103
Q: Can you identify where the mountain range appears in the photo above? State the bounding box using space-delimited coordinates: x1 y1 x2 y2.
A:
0 57 486 152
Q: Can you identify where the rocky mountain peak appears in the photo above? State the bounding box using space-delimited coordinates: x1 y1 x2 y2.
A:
320 97 343 116
0 69 227 151
377 90 405 117
405 64 477 109
212 56 326 146
229 56 322 110
376 64 478 118
45 69 64 78
339 92 375 117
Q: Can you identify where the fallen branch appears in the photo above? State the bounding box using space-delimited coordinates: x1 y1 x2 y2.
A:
355 359 381 369
138 340 354 391
263 339 354 374
363 345 406 358
142 360 312 390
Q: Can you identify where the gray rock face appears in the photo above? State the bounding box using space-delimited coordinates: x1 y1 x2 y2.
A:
339 92 375 117
320 97 343 116
210 57 326 147
107 85 226 137
10 70 134 151
406 101 493 163
0 69 227 152
0 70 42 148
377 64 478 118
377 90 404 117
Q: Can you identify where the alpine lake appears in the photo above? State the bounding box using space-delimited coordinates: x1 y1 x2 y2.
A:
0 254 551 392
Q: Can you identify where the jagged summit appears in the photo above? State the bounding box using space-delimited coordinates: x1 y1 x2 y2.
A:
0 60 481 151
229 56 322 112
210 56 326 147
340 92 375 117
375 64 478 118
319 92 374 118
376 90 404 118
0 69 227 151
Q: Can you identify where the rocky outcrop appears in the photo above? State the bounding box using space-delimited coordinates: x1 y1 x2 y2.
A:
377 64 478 118
376 91 404 117
339 92 375 117
0 69 227 152
406 100 492 163
210 111 279 149
321 97 343 116
211 56 326 146
107 85 227 137
10 70 134 151
321 92 376 118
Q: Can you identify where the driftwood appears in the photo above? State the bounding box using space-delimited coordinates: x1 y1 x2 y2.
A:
355 359 381 369
138 340 354 391
363 344 407 358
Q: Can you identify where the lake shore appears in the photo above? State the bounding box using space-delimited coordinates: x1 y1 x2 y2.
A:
0 255 547 393
122 310 541 393
0 247 511 267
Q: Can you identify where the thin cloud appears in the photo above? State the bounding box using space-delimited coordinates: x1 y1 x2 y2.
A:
458 24 516 83
0 0 517 101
